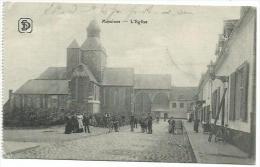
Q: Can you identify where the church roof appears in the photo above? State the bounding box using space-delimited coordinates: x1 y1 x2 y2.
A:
68 39 79 48
170 87 198 101
38 67 67 80
134 74 171 89
103 68 134 86
72 63 98 83
15 79 69 95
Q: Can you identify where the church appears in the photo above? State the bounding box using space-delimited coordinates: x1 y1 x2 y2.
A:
5 20 190 125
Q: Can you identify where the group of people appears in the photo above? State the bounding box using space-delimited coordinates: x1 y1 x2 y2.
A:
130 115 138 132
65 112 156 134
136 114 153 134
106 115 120 133
64 113 91 134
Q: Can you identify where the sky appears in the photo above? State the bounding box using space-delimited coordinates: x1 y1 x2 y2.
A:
3 3 240 102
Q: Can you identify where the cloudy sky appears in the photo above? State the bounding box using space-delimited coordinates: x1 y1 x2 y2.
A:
3 3 240 102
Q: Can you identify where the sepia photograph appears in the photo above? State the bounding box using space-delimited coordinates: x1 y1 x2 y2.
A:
1 2 257 165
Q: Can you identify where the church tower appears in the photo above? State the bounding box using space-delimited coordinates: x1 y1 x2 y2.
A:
67 39 80 79
81 20 107 82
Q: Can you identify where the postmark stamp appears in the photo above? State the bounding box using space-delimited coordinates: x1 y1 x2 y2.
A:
18 18 33 33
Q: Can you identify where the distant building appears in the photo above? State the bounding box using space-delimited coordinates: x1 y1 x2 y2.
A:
197 7 256 156
169 87 197 119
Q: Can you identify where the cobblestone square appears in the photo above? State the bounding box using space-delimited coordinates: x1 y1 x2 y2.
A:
4 122 196 163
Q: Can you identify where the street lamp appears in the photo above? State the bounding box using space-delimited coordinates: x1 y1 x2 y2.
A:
207 61 229 83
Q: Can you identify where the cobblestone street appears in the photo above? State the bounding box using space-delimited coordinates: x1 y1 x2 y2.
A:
4 121 196 163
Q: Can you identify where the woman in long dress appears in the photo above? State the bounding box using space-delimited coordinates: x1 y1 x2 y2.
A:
77 114 84 133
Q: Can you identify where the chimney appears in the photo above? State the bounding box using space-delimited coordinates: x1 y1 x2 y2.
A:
223 19 239 39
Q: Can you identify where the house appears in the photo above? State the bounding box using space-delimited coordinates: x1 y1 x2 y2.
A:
197 7 256 156
169 87 197 119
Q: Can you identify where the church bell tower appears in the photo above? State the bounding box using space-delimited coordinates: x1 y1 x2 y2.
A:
80 20 107 82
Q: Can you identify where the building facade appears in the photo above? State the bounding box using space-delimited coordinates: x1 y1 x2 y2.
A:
169 87 197 119
197 7 256 156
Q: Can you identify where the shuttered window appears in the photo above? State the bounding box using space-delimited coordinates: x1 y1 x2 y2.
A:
240 62 249 121
229 72 236 120
212 87 220 119
229 62 249 122
212 90 217 119
206 105 210 122
217 87 220 119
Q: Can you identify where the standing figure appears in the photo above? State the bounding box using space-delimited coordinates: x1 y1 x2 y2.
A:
71 115 79 133
64 115 73 134
83 113 91 133
194 119 200 133
108 117 113 133
168 117 175 134
134 117 138 128
144 117 148 133
147 114 153 134
113 116 119 132
130 115 135 132
121 116 126 126
77 113 84 133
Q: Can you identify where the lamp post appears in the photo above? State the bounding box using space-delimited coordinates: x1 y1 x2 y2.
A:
207 60 229 142
207 61 229 83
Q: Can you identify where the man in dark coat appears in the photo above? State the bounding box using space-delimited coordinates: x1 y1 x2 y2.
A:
83 113 91 133
134 117 138 128
64 116 73 134
168 117 175 134
113 116 119 132
147 113 153 134
71 115 79 133
130 115 135 132
194 119 200 133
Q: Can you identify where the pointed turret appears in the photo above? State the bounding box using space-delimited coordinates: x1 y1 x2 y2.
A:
68 39 79 49
67 39 81 78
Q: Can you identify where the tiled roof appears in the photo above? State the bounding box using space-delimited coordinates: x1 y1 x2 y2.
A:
38 67 67 80
103 68 134 86
170 87 198 101
134 74 171 89
15 79 69 95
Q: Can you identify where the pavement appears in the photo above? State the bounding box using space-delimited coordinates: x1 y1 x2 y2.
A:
3 125 109 155
3 141 40 154
183 121 255 165
4 121 195 163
